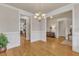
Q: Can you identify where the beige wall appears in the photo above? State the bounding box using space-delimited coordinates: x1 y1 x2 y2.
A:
0 5 19 32
31 17 46 42
0 4 20 49
47 11 72 33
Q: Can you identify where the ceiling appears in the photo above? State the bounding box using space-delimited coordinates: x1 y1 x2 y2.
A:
47 10 72 19
7 3 69 14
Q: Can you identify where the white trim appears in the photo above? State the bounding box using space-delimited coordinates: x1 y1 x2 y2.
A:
72 4 79 53
56 18 67 39
0 32 19 33
57 18 67 22
47 4 73 17
72 4 74 51
19 14 30 40
18 12 21 44
0 3 33 16
41 39 46 42
30 16 33 42
45 17 47 42
6 32 20 49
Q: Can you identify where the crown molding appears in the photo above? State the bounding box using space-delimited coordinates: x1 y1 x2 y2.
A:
46 4 74 17
0 3 34 16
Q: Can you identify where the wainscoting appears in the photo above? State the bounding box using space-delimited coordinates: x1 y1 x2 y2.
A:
3 32 20 49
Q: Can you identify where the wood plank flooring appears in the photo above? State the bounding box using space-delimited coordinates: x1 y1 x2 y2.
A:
0 36 79 56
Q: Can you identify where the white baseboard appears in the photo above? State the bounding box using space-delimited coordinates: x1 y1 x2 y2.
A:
41 39 47 42
72 47 79 53
31 39 41 42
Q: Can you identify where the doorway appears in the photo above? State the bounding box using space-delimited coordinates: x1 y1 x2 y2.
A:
57 19 66 39
20 15 30 45
46 11 72 47
20 18 26 38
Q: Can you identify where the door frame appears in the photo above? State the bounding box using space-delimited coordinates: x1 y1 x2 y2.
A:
56 18 67 39
19 14 30 41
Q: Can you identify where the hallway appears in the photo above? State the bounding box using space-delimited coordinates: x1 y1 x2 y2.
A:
0 36 79 56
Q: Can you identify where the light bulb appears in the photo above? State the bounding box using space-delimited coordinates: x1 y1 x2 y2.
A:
42 14 46 17
34 16 37 18
35 13 39 16
50 16 53 19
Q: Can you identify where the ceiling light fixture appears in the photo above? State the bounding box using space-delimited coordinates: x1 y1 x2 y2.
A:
50 16 53 19
34 12 46 21
35 13 39 16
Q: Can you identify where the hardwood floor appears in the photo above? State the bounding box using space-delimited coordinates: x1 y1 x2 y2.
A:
0 36 79 56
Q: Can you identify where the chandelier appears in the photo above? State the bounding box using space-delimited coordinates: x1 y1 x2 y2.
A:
34 12 46 21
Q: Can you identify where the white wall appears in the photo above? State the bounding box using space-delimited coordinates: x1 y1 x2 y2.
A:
58 20 65 36
0 3 33 49
40 18 46 41
47 11 72 39
47 18 56 32
0 5 20 49
72 4 79 52
0 4 46 49
30 17 41 42
0 5 19 32
31 17 46 42
6 32 20 49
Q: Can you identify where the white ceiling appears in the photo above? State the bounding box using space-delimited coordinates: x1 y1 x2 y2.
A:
7 3 69 14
